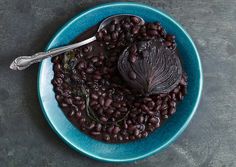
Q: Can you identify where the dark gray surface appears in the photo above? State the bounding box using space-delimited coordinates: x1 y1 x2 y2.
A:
0 0 236 166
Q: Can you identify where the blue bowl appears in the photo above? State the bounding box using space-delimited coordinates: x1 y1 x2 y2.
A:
38 2 203 162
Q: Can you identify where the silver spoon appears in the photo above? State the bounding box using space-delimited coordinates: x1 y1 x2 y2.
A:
10 14 144 70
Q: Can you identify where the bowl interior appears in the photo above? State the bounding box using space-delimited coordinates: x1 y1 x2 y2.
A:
38 2 202 162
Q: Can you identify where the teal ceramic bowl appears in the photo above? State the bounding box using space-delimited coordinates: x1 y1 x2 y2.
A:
38 2 203 162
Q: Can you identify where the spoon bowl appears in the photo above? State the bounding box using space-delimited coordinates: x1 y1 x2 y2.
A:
97 14 145 31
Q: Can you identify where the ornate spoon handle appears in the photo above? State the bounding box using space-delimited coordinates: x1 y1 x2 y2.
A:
10 36 96 70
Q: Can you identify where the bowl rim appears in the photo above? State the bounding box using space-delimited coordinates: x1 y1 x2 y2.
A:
37 2 203 163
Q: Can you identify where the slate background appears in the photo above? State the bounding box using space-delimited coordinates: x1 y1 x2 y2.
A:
0 0 236 166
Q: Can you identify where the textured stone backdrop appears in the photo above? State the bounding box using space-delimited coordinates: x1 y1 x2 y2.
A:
0 0 235 166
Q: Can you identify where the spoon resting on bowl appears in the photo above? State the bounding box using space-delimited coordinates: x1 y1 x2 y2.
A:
9 14 145 71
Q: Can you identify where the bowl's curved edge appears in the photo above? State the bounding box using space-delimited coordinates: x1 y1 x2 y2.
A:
37 2 203 163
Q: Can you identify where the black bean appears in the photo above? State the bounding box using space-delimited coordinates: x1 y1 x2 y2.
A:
166 34 175 41
108 44 115 49
95 123 102 132
130 136 135 140
80 104 85 111
54 64 61 72
97 108 103 115
113 127 120 134
173 87 179 93
99 53 105 60
142 131 148 137
65 98 73 105
83 46 92 53
108 126 114 134
134 129 140 137
76 112 82 119
111 32 118 40
114 111 121 118
148 111 155 115
143 97 152 102
91 57 98 63
171 93 177 101
101 28 107 34
130 113 136 118
122 23 131 29
138 115 144 123
155 104 161 112
149 117 159 124
68 110 75 117
180 77 187 86
93 75 102 80
80 118 86 123
100 117 108 122
109 24 115 32
118 135 123 141
103 134 110 141
103 35 111 41
170 101 176 108
178 92 184 101
130 44 137 54
113 102 121 108
147 30 159 36
161 109 168 116
128 55 136 64
123 122 128 129
131 16 141 24
90 100 98 106
87 123 95 130
169 107 176 115
165 41 172 47
127 125 135 132
156 99 162 105
120 107 128 112
91 131 101 136
56 77 63 85
102 92 106 97
106 108 114 115
91 93 98 100
110 56 117 63
149 23 158 30
61 103 68 108
141 104 149 112
98 97 104 106
104 98 112 107
56 95 63 102
78 61 86 70
147 101 155 108
124 136 129 140
96 31 103 40
86 67 94 74
154 122 160 128
115 24 121 31
161 103 168 111
132 25 140 34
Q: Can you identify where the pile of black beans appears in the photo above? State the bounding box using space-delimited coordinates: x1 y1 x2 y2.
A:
51 16 187 143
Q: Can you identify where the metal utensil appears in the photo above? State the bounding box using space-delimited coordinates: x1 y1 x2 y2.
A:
10 14 144 70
